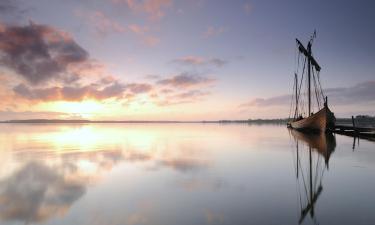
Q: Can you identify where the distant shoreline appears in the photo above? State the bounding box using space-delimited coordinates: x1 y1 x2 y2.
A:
1 117 374 126
0 119 289 124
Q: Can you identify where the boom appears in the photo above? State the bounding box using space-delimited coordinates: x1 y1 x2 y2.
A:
296 39 321 72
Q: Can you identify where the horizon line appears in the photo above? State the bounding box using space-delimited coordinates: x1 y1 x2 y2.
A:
0 118 290 124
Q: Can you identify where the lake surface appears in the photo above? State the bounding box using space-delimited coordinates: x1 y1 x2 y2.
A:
0 123 374 225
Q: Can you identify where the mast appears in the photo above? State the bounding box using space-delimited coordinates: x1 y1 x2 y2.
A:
296 37 320 117
307 42 312 116
294 73 298 118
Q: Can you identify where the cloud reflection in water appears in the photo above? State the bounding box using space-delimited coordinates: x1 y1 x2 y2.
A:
0 124 213 224
0 162 85 223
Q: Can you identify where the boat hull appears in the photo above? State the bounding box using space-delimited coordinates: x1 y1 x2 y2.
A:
289 107 328 132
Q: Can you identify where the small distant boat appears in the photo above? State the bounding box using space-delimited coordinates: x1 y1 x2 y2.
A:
287 32 335 132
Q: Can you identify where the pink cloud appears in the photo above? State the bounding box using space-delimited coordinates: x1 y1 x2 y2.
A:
173 56 227 67
174 56 205 65
112 0 172 20
157 73 215 88
142 35 160 46
203 26 226 38
77 10 126 37
128 24 149 34
125 0 173 20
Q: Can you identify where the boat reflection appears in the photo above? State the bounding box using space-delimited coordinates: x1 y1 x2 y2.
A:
290 129 336 224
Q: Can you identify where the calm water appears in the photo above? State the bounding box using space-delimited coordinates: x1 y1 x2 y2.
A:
0 123 374 225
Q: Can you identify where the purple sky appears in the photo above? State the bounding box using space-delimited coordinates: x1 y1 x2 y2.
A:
0 0 374 120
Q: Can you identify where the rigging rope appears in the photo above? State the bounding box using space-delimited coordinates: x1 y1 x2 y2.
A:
288 79 295 119
312 68 321 109
297 57 307 117
317 71 325 102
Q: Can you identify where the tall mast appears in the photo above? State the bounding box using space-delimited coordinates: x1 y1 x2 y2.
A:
296 37 321 117
307 42 312 116
294 73 298 118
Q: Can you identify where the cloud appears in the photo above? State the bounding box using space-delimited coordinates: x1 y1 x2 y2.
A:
172 56 227 67
0 0 29 20
175 177 226 191
157 73 215 88
174 90 208 99
82 10 126 37
0 0 17 14
205 209 225 225
239 95 290 108
239 81 375 108
0 162 85 223
210 58 227 67
325 81 375 105
0 110 68 120
114 0 173 20
12 80 154 102
142 35 160 46
0 22 89 85
155 90 209 106
158 158 209 172
76 10 160 45
243 2 252 14
126 83 153 94
203 26 226 38
128 24 149 34
153 72 215 106
174 56 204 65
144 74 161 80
0 22 157 104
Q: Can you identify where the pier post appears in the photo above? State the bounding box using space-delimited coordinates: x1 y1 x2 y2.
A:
351 116 358 135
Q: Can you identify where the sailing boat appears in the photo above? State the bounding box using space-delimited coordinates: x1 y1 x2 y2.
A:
290 129 336 224
288 32 335 132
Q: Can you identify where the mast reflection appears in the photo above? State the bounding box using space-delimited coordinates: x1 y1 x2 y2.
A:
290 129 336 224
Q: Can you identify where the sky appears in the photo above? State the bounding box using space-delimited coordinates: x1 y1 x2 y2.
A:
0 0 374 121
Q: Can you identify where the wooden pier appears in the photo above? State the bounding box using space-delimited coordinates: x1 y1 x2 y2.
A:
331 116 375 142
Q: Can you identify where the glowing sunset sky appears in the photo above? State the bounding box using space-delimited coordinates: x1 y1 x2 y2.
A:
0 0 374 120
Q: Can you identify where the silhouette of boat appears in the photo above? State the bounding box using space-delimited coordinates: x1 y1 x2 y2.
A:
290 129 336 224
287 32 335 132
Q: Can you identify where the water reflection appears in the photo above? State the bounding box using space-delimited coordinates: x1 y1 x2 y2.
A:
0 124 213 224
0 161 85 223
290 130 336 224
0 124 374 225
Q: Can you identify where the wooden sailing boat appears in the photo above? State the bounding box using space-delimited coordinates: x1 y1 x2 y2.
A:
288 32 335 132
291 129 336 224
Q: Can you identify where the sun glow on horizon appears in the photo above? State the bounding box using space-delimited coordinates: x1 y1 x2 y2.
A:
41 101 105 119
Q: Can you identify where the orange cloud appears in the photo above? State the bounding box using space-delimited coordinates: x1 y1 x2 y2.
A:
121 0 173 20
12 80 155 103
